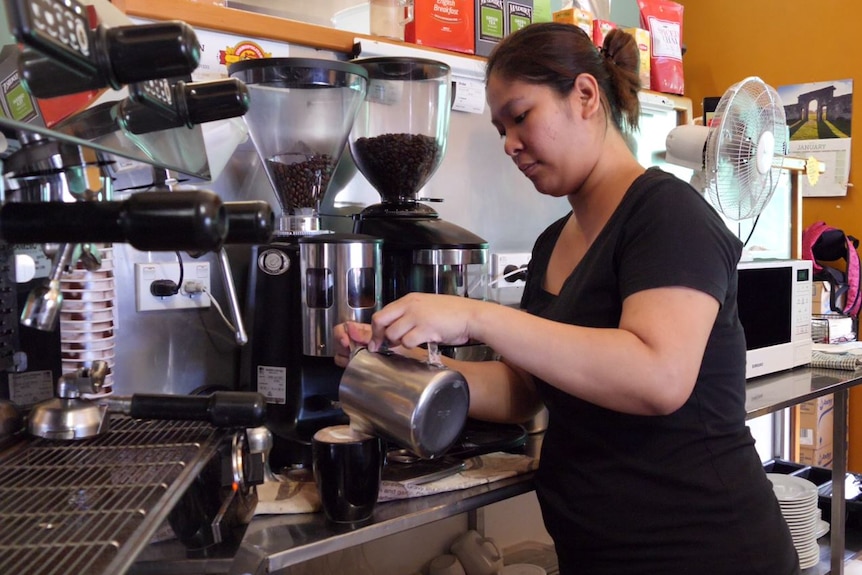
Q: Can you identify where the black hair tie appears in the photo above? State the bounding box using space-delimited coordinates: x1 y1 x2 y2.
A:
600 47 616 64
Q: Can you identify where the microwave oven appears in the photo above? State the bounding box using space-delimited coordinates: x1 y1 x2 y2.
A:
737 259 813 379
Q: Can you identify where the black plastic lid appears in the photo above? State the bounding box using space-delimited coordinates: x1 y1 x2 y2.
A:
351 57 450 81
228 57 369 87
298 232 382 245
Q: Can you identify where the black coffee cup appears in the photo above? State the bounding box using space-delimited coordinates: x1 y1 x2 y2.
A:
312 424 384 525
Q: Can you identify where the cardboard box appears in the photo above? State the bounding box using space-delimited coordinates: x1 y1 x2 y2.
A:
475 0 505 56
505 0 533 36
532 0 552 23
406 0 475 55
799 395 834 449
0 45 46 127
552 7 592 36
622 27 651 91
811 314 856 344
592 19 617 48
798 445 834 468
812 280 845 316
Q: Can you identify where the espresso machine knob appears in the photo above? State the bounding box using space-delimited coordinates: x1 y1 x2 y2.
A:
118 78 250 135
11 0 201 99
222 202 274 245
0 190 228 253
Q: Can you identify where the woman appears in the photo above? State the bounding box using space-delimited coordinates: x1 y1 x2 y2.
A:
336 22 799 575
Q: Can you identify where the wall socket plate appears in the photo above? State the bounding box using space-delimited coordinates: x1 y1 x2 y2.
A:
491 252 531 288
134 262 211 312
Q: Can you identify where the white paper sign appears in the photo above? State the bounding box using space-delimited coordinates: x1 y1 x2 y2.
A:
452 79 486 114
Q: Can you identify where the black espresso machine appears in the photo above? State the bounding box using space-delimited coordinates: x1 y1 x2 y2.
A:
0 0 276 570
230 58 383 471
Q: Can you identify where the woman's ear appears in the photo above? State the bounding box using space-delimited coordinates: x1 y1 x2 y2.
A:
571 73 602 118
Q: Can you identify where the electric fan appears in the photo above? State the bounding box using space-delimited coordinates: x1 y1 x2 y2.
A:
666 76 799 221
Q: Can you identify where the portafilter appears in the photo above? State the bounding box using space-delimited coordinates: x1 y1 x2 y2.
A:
28 361 267 440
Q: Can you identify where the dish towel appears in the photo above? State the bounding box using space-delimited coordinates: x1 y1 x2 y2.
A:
811 351 862 370
810 343 862 370
253 452 537 515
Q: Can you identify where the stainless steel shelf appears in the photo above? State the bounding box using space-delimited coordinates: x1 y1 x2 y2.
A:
745 366 862 575
133 367 862 575
133 440 540 575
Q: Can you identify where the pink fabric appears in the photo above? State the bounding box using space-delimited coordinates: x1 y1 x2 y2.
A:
802 221 828 275
802 221 861 317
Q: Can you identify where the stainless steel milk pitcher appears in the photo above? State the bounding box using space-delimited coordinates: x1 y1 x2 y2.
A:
338 347 469 459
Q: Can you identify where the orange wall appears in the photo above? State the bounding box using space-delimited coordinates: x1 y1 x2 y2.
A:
676 0 862 470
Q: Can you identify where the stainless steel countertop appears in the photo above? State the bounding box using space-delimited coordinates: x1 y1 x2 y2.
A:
132 367 862 575
744 366 862 419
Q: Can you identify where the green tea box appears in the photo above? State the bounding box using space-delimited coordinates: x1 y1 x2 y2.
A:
505 0 534 36
475 0 505 56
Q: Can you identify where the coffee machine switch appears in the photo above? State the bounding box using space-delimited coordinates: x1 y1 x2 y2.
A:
258 249 290 276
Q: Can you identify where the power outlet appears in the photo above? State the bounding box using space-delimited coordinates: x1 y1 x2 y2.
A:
491 252 531 288
135 262 212 312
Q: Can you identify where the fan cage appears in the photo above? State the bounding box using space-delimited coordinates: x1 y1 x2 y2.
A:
703 77 788 221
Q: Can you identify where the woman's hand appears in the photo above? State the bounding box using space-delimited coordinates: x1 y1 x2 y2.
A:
333 321 373 367
368 293 477 351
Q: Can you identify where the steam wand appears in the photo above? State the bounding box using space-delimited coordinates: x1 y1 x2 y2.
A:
217 247 247 345
155 167 272 346
19 242 75 331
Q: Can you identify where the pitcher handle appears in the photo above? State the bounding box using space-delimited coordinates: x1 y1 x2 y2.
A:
427 341 444 367
479 536 502 561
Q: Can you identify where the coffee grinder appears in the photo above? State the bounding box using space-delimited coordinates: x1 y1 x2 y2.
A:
230 58 381 470
349 58 489 306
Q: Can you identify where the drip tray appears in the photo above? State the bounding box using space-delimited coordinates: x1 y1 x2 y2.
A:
0 417 227 575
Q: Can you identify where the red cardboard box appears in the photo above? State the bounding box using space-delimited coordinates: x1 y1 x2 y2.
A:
592 19 617 47
406 0 476 54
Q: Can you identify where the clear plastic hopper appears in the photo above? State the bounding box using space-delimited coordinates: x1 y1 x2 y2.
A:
229 58 369 234
348 58 451 207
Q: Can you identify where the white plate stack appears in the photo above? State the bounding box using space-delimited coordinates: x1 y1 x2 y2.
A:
767 473 821 570
59 244 116 396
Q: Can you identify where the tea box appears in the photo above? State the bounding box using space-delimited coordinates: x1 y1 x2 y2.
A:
406 0 475 54
505 0 533 36
475 0 504 56
552 6 592 36
591 19 616 48
623 26 651 91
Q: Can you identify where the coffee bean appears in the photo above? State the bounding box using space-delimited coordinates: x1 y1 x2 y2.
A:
351 133 441 201
266 153 336 210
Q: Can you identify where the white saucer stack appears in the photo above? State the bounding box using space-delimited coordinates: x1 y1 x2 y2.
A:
767 473 821 570
59 244 116 396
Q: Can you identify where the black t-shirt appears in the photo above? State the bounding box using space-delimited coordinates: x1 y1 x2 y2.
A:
522 168 800 575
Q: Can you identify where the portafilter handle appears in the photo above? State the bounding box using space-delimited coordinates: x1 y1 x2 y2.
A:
0 190 227 253
103 392 267 428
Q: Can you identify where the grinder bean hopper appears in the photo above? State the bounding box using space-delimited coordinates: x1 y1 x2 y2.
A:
349 57 490 305
229 58 370 235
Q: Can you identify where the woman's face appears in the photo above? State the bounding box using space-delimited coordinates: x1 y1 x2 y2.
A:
486 72 603 197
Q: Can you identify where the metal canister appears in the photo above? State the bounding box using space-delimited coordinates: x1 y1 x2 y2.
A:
338 348 469 459
299 233 382 357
